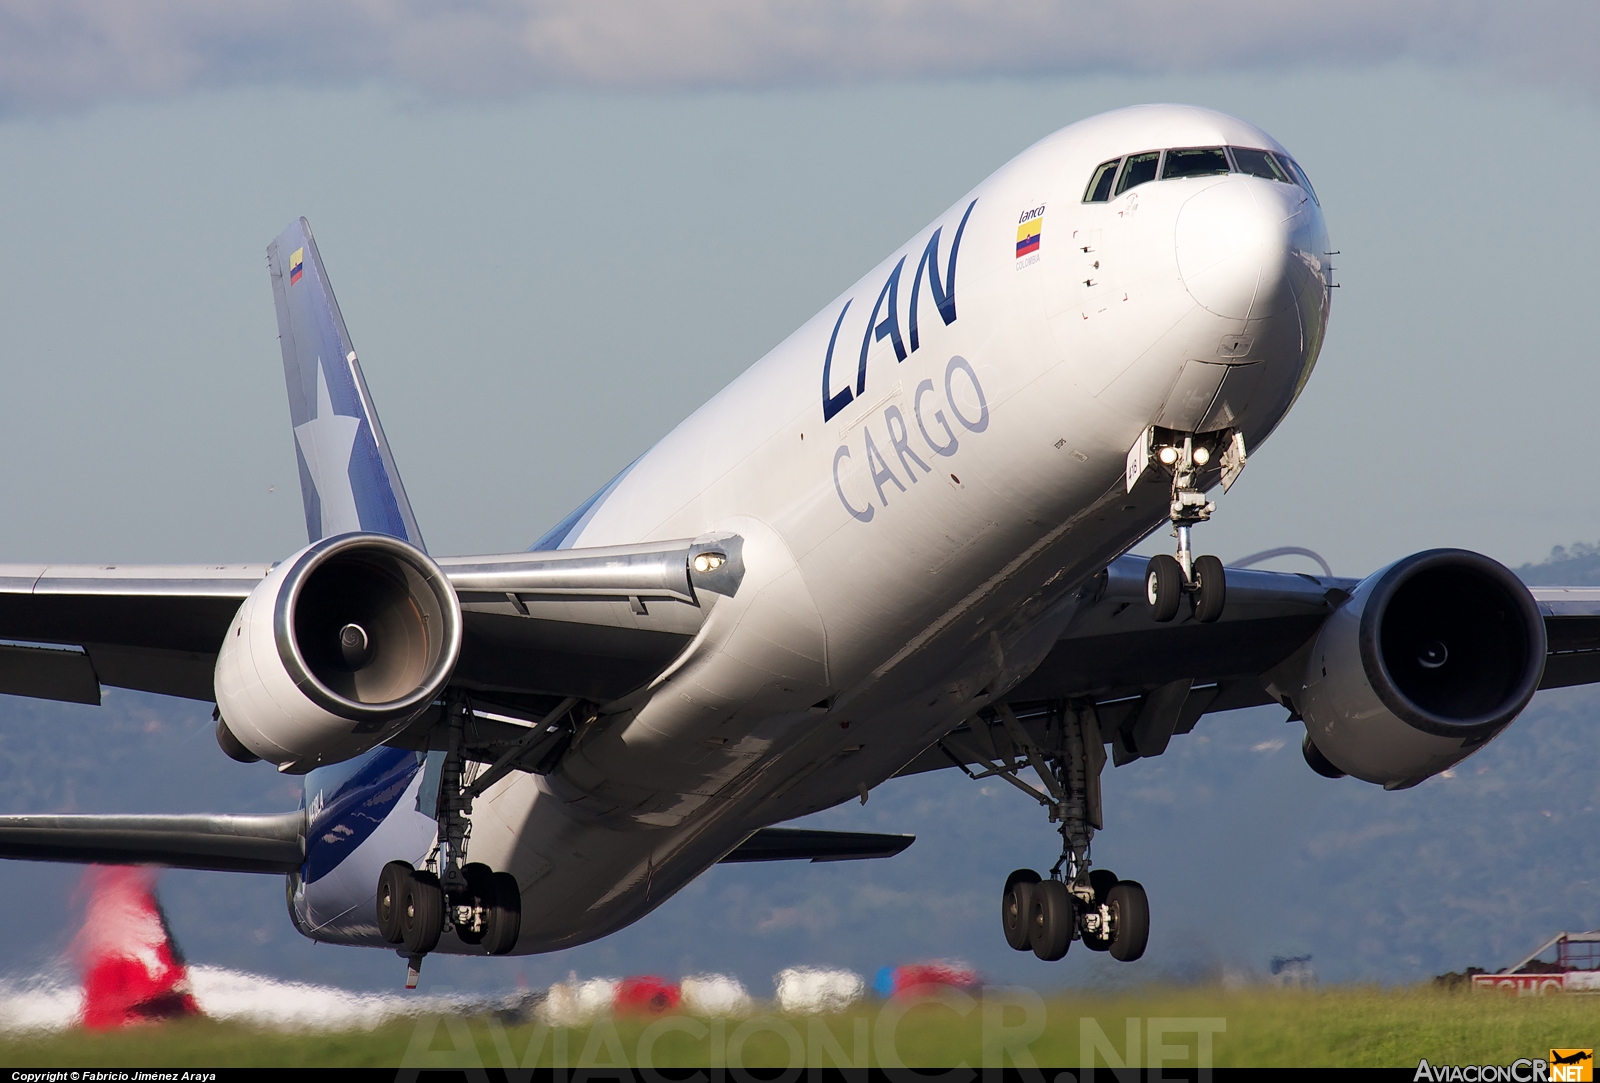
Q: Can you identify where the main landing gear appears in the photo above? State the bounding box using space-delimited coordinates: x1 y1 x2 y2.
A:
1128 427 1247 625
940 702 1149 964
378 698 523 987
1003 865 1148 962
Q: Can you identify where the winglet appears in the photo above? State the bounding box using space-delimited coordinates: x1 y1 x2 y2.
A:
267 219 426 551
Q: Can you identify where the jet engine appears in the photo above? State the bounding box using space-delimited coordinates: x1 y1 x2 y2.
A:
214 533 462 771
1295 549 1545 789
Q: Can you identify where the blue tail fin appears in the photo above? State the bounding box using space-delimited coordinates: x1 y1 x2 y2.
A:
267 218 426 551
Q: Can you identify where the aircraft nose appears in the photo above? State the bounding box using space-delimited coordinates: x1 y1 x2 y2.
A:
1175 177 1322 321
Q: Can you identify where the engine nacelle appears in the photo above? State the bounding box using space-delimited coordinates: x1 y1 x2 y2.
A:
215 532 462 772
1296 549 1545 789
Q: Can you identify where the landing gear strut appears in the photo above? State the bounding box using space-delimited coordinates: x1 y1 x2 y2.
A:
1129 428 1246 624
940 702 1150 963
377 695 527 985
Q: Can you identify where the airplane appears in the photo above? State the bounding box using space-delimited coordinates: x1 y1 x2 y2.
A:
3 103 1599 986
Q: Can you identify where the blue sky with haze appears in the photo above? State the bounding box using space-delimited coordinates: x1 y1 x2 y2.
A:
1 58 1596 577
1 5 1599 993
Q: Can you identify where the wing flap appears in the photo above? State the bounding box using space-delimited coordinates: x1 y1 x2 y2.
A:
0 644 100 705
83 645 218 701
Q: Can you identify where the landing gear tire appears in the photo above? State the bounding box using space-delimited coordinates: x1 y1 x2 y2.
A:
1081 869 1119 952
1089 868 1118 900
1002 869 1040 951
1106 880 1150 962
1146 555 1184 622
400 869 444 955
482 871 522 956
1191 554 1226 623
1029 880 1073 961
452 863 523 955
376 861 412 945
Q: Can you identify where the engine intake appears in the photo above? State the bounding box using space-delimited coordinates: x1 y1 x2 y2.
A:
215 533 463 771
1296 549 1545 789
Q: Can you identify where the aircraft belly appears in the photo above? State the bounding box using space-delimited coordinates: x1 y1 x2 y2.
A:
453 776 777 952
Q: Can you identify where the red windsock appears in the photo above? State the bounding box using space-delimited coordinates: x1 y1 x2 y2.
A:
614 975 682 1015
74 866 201 1029
890 961 980 997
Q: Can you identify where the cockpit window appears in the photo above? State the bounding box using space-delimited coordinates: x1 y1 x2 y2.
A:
1083 158 1121 202
1278 155 1320 205
1115 151 1161 196
1228 147 1288 182
1162 147 1229 180
1081 144 1322 204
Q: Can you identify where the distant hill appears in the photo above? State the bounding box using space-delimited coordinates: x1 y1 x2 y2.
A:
1517 542 1600 586
4 685 1600 992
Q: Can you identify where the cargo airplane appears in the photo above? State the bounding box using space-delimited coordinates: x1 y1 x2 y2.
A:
4 105 1597 983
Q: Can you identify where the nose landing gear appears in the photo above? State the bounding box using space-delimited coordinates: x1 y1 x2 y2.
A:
1147 551 1225 624
1128 427 1246 624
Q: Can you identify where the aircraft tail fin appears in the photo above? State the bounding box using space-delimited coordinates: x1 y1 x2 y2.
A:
267 219 426 551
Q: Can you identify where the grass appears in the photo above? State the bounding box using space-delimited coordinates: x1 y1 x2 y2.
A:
4 985 1598 1069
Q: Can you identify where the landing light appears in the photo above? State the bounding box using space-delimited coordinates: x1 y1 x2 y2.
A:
693 553 725 574
1193 446 1211 466
1158 447 1179 465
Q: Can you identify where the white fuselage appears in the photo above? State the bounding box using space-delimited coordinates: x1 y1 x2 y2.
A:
292 103 1331 954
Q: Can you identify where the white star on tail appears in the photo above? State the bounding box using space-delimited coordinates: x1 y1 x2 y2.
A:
293 359 362 537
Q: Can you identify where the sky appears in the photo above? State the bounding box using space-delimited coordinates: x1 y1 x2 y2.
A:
1 3 1599 996
0 41 1595 576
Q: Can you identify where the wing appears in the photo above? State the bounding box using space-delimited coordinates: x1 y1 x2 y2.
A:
0 536 743 710
0 563 268 702
436 536 741 711
1527 585 1600 689
898 555 1600 777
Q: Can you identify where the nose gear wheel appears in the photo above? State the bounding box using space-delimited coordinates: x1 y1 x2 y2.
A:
1129 427 1244 624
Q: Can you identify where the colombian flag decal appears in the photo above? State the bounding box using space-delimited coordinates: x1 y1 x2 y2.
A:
1016 218 1042 259
289 247 304 285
